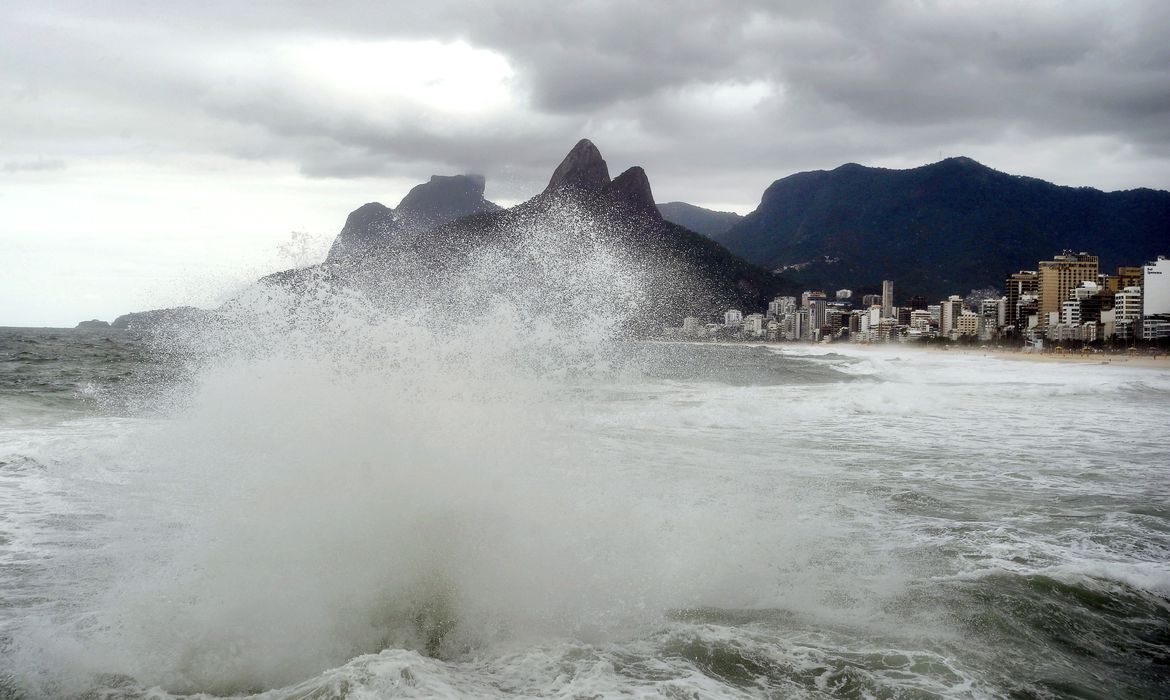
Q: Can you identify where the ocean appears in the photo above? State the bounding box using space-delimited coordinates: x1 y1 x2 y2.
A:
1 324 1168 699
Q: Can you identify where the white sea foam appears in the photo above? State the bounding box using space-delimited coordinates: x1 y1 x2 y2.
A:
3 208 906 697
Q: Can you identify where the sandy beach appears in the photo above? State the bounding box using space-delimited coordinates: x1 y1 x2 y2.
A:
887 344 1170 369
693 339 1170 370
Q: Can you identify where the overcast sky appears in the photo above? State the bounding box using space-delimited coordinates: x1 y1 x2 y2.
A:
2 0 1169 326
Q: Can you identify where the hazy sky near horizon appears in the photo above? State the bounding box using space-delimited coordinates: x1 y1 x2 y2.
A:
3 0 1169 325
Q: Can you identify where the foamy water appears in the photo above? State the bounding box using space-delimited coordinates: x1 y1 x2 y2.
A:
3 329 1168 698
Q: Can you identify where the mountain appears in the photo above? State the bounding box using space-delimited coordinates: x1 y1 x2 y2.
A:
111 306 215 330
718 157 1170 301
326 174 500 261
657 202 742 239
117 141 785 332
378 139 781 327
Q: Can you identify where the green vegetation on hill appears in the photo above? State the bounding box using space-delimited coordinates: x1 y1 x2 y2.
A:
719 157 1170 301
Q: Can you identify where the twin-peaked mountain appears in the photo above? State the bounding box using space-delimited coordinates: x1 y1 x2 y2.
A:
269 140 780 328
712 158 1170 301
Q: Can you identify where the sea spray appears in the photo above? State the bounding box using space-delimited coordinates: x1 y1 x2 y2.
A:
7 201 810 696
6 330 1165 697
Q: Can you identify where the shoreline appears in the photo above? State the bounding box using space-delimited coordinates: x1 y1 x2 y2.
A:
669 339 1170 369
916 345 1170 368
845 343 1170 369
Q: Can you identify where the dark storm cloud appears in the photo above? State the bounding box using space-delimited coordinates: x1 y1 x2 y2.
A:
2 0 1168 197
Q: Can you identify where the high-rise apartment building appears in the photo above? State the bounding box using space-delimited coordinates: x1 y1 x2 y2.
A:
809 297 828 331
1114 286 1142 339
980 298 1005 329
1114 287 1143 319
1004 270 1039 327
767 296 796 319
793 309 810 340
1143 256 1170 317
956 311 979 337
1142 256 1170 341
801 290 827 309
881 280 894 318
1038 252 1098 324
1114 266 1143 292
939 295 964 338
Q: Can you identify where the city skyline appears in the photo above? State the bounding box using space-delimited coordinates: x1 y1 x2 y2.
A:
680 252 1170 345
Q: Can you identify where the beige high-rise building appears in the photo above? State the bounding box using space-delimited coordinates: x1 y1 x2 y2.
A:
1038 252 1098 324
956 311 980 337
939 295 964 338
1114 266 1143 292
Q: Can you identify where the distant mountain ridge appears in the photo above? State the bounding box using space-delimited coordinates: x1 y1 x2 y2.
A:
371 140 780 326
326 174 500 261
656 202 742 239
89 150 1170 330
717 157 1170 301
252 139 780 332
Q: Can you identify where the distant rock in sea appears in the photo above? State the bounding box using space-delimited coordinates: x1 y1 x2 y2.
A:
75 319 111 329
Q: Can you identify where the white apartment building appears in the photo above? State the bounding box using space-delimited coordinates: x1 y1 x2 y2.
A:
724 309 743 326
768 296 797 318
1114 286 1142 339
1143 256 1170 316
743 313 765 337
1115 286 1143 322
1049 322 1098 343
910 309 933 331
1140 257 1170 339
1060 300 1082 326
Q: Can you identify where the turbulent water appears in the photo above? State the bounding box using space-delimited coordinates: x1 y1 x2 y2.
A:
2 312 1169 699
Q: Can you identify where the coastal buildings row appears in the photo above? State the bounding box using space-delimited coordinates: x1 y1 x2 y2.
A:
670 252 1170 345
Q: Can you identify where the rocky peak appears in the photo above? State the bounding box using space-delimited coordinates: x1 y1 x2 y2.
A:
326 176 501 262
545 139 611 196
347 202 393 225
326 202 397 261
395 173 500 232
596 166 661 221
398 174 492 218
